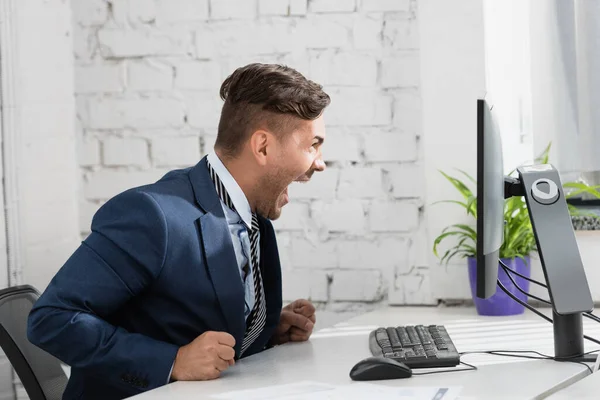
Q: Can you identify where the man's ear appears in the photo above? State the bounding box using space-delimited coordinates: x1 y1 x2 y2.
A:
249 129 270 166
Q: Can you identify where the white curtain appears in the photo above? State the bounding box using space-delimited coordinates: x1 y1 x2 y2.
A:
574 0 600 186
529 0 600 185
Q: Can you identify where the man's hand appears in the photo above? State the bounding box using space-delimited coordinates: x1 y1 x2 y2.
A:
171 331 235 381
270 299 316 346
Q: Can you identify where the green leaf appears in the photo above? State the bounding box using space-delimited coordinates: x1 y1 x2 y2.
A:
442 248 470 264
455 169 476 184
563 182 600 199
433 231 470 257
431 200 470 212
452 224 477 237
466 196 477 217
534 142 551 165
569 206 600 218
439 171 473 201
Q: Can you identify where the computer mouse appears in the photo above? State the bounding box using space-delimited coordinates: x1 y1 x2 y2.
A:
349 356 412 381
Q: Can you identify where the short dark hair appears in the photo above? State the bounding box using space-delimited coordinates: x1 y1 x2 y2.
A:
215 63 331 158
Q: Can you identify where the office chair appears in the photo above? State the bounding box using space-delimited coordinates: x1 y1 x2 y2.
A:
0 285 67 400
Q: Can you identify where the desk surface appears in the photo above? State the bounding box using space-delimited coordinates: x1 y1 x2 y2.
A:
547 363 600 399
130 306 600 400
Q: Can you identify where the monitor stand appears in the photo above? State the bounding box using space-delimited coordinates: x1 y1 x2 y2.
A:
504 164 596 363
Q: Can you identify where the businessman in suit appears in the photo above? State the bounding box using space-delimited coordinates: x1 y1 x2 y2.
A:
27 63 330 399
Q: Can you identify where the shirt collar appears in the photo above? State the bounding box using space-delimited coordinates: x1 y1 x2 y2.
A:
207 151 253 228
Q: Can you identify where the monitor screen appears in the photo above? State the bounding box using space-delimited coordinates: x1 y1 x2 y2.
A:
476 98 505 298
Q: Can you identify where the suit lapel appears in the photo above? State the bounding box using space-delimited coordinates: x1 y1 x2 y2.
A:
190 157 246 355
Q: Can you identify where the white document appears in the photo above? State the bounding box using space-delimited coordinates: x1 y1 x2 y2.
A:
211 380 462 400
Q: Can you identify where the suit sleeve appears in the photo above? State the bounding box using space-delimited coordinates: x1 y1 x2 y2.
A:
27 189 178 393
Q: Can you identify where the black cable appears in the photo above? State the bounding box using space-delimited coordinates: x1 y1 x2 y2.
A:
584 334 600 346
461 349 599 360
496 280 552 323
412 361 478 376
496 280 600 347
584 313 600 324
499 263 551 305
499 259 547 288
459 349 597 374
499 262 600 325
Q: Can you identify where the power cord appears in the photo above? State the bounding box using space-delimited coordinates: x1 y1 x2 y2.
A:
496 279 600 346
459 349 599 374
499 262 551 305
499 259 600 325
498 260 548 288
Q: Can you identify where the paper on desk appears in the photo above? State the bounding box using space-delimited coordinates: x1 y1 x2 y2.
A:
210 381 462 400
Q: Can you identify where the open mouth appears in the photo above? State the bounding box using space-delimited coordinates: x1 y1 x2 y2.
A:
280 175 312 207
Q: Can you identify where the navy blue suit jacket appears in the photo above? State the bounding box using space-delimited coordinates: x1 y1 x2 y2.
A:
27 157 283 399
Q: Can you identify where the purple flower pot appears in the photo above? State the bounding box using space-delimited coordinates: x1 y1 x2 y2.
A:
467 256 531 316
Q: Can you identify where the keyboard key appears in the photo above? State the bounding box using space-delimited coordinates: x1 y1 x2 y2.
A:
407 326 420 344
376 329 388 342
397 327 412 347
405 353 428 361
412 345 425 353
416 326 433 345
386 327 402 349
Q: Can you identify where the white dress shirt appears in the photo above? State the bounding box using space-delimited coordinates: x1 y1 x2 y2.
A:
207 151 257 319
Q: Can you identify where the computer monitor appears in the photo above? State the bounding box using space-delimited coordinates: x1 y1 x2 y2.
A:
475 98 505 299
475 97 596 361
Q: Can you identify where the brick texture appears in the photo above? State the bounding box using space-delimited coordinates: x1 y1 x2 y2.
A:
72 0 425 307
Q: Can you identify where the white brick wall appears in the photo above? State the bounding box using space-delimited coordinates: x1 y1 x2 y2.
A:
128 60 173 91
175 61 221 90
312 0 356 13
362 0 411 13
156 0 209 23
87 97 185 129
75 64 124 94
72 0 428 306
151 137 201 167
103 137 149 167
337 167 386 199
258 0 289 16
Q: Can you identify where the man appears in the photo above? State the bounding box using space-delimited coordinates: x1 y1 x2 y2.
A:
27 63 330 399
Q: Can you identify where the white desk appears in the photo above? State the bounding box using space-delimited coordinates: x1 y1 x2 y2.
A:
547 365 600 399
130 306 600 400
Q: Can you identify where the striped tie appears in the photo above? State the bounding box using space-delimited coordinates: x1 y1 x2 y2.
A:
206 159 267 356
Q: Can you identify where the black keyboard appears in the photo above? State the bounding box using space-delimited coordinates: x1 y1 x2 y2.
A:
369 325 460 368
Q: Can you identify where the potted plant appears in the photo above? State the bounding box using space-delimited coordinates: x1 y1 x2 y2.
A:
433 144 600 316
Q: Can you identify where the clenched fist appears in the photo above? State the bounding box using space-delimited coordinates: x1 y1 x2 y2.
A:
270 299 316 346
171 331 235 381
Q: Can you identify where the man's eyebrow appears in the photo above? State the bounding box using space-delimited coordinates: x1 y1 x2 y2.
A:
313 136 324 144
